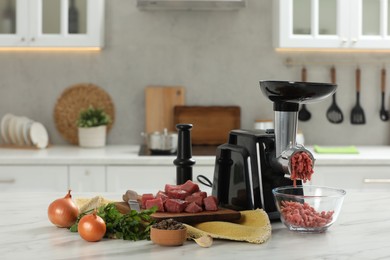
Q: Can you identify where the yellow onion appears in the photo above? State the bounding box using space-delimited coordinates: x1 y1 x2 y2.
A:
48 190 79 228
78 212 106 242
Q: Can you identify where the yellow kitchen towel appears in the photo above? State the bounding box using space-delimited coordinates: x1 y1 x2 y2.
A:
314 145 359 154
185 208 271 244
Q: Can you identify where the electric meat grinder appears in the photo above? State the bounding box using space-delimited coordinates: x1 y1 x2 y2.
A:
211 81 337 219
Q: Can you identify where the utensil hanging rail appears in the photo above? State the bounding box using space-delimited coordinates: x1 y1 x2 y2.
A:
284 57 390 67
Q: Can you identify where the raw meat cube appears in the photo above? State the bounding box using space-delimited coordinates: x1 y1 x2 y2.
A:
185 194 204 206
155 190 169 202
185 202 203 213
180 180 200 194
167 189 189 200
203 196 219 211
164 184 180 193
164 199 188 213
145 198 165 212
141 193 155 208
192 191 207 199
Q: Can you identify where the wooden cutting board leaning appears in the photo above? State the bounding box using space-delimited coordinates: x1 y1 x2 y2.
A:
145 86 185 133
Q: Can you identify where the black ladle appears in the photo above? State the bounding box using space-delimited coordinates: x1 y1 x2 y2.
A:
326 66 344 124
298 67 311 121
380 68 389 121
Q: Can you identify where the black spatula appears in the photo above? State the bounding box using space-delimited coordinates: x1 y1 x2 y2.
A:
380 68 389 121
350 68 366 124
326 66 343 124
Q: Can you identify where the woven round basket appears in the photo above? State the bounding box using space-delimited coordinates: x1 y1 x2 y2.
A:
54 83 115 145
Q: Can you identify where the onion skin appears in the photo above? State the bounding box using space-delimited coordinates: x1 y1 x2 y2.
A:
48 190 79 228
78 212 106 242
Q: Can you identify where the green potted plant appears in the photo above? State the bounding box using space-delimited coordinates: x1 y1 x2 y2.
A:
76 105 111 148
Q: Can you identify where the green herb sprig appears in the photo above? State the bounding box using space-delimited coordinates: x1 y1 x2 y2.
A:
70 203 157 241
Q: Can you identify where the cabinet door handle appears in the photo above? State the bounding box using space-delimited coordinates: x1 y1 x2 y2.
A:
363 178 390 184
351 38 358 44
0 179 16 183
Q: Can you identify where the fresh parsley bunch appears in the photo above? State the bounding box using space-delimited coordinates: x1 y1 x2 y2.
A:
70 203 157 241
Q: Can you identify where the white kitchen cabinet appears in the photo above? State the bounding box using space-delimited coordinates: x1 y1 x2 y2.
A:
274 0 390 50
69 165 106 192
311 165 390 190
0 0 104 48
106 165 215 193
0 165 68 192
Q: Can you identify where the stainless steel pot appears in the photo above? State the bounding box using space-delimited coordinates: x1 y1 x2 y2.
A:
142 128 178 154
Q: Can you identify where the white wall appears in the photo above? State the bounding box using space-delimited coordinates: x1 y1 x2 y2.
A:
1 0 389 146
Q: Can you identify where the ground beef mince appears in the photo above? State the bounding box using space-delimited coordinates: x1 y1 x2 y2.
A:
290 151 314 186
280 201 334 228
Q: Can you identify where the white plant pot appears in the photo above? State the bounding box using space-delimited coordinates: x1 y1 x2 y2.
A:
78 125 107 148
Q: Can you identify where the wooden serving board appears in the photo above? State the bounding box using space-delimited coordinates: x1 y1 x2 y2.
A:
114 202 241 224
152 208 241 224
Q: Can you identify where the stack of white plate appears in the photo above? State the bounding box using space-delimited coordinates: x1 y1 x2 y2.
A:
0 114 49 149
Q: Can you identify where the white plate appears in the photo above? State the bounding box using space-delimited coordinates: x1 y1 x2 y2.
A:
29 122 49 149
1 114 13 144
22 118 33 146
7 116 18 145
15 116 26 146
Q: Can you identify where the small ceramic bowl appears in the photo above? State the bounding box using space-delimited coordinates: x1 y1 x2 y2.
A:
150 227 187 246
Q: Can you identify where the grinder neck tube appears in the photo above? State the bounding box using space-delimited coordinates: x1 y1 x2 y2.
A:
274 111 298 157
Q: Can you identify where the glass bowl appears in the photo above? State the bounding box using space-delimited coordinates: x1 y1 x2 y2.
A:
272 185 346 233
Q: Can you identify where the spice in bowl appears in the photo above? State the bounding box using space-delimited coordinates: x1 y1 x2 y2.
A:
150 219 187 246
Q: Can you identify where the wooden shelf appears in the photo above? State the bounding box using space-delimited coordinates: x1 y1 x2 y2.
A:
136 0 246 11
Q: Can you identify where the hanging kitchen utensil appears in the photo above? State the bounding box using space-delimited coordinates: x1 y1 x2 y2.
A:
326 66 344 124
350 68 366 124
380 68 389 121
298 66 311 121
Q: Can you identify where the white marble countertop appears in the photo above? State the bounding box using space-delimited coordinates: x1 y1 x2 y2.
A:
0 145 390 166
0 190 389 260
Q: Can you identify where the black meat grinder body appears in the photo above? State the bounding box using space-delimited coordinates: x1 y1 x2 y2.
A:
211 129 299 220
212 80 337 220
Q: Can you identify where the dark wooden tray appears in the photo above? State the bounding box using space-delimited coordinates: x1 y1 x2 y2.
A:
115 202 241 224
174 106 241 145
152 208 241 223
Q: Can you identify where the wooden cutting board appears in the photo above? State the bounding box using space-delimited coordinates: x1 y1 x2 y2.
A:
152 208 241 224
174 106 241 145
145 86 185 133
114 202 241 224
